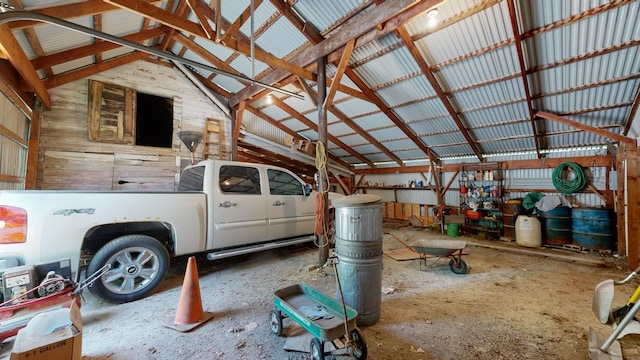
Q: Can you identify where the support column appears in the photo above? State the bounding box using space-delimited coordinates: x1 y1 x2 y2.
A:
317 56 330 267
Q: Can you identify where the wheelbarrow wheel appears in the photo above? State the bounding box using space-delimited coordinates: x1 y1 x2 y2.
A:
269 309 283 336
448 258 467 274
350 328 368 360
310 337 325 360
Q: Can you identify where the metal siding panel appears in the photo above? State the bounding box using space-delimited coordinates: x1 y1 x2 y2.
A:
393 99 448 122
421 132 466 146
334 98 380 117
102 9 144 36
292 0 368 34
255 17 309 59
353 47 419 88
328 121 355 136
260 104 290 121
416 1 509 65
33 18 94 54
463 102 529 127
339 134 368 147
376 77 436 107
229 55 270 79
51 56 94 76
382 139 420 152
370 127 411 142
409 117 457 134
352 113 395 130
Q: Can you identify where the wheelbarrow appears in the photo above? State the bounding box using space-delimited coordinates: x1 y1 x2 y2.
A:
269 283 367 359
410 239 468 274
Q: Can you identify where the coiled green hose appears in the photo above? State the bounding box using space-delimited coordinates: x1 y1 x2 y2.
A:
552 162 587 193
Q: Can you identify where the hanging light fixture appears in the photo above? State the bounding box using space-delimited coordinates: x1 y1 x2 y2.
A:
426 8 439 28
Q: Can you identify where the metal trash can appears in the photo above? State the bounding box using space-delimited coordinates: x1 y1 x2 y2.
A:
332 194 383 326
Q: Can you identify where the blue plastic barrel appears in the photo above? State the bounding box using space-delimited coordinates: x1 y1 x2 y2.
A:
571 208 614 250
538 206 572 245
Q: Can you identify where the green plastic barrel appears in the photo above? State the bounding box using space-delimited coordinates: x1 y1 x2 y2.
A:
447 223 459 237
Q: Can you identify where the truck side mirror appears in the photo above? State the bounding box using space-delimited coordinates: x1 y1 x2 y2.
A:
304 183 312 196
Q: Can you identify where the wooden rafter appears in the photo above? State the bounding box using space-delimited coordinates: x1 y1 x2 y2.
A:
8 0 117 30
220 0 263 43
245 105 351 169
534 110 636 145
292 81 403 166
269 0 416 167
270 95 373 167
172 32 241 75
43 51 150 89
30 28 166 70
233 100 245 142
0 24 51 108
345 66 438 164
187 3 316 83
624 82 640 136
209 0 222 42
230 0 443 107
104 0 207 37
506 0 540 158
323 39 354 109
185 0 215 39
237 140 318 179
92 14 103 63
8 0 54 79
0 63 33 116
396 26 482 162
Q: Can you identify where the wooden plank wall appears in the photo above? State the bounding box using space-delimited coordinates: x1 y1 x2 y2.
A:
37 60 229 191
0 92 29 190
383 202 432 226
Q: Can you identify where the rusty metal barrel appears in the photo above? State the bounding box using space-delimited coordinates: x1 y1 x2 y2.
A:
333 194 383 326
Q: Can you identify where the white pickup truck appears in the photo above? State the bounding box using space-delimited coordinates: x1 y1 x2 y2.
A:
0 160 338 303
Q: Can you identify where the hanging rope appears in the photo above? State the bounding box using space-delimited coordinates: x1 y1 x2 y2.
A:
552 162 587 193
314 141 329 247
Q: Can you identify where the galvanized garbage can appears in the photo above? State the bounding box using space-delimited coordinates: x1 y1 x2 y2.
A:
332 194 383 326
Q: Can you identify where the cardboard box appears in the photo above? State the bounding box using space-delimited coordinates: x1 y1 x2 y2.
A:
10 302 82 360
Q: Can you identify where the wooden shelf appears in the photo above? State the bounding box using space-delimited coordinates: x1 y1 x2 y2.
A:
356 186 436 190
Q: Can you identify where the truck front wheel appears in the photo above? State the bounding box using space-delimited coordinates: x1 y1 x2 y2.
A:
87 234 170 303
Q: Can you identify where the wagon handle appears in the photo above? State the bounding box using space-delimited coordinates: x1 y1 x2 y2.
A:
329 256 351 343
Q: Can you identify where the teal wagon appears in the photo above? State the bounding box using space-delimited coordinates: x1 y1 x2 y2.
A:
269 283 367 360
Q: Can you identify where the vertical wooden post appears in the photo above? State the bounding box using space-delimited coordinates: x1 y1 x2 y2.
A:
626 145 639 268
229 106 238 161
317 56 329 267
25 110 41 190
616 145 626 257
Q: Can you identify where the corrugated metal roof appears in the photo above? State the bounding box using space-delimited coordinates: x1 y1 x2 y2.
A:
5 0 640 170
291 0 369 35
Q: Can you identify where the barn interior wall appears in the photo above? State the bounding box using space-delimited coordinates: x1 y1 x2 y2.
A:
35 60 230 191
0 91 29 190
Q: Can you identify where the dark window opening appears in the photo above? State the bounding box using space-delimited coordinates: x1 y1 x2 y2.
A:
136 93 173 148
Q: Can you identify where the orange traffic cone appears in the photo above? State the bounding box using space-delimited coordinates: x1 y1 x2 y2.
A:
164 256 214 332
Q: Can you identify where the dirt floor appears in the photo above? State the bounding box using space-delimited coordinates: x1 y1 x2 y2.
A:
2 225 640 360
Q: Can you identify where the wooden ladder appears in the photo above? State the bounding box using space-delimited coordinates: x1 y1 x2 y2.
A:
203 118 224 159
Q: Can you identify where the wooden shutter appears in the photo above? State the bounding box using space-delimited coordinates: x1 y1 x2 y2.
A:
88 80 135 144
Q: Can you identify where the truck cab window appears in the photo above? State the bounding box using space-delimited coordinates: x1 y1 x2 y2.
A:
268 169 304 195
219 166 261 194
178 166 205 191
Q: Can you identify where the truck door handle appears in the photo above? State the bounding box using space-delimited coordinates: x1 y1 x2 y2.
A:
218 201 237 208
272 200 285 206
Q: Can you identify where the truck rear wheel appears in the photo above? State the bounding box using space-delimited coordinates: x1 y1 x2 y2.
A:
87 234 170 303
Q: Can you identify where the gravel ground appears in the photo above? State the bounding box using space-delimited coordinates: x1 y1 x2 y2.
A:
1 226 638 360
